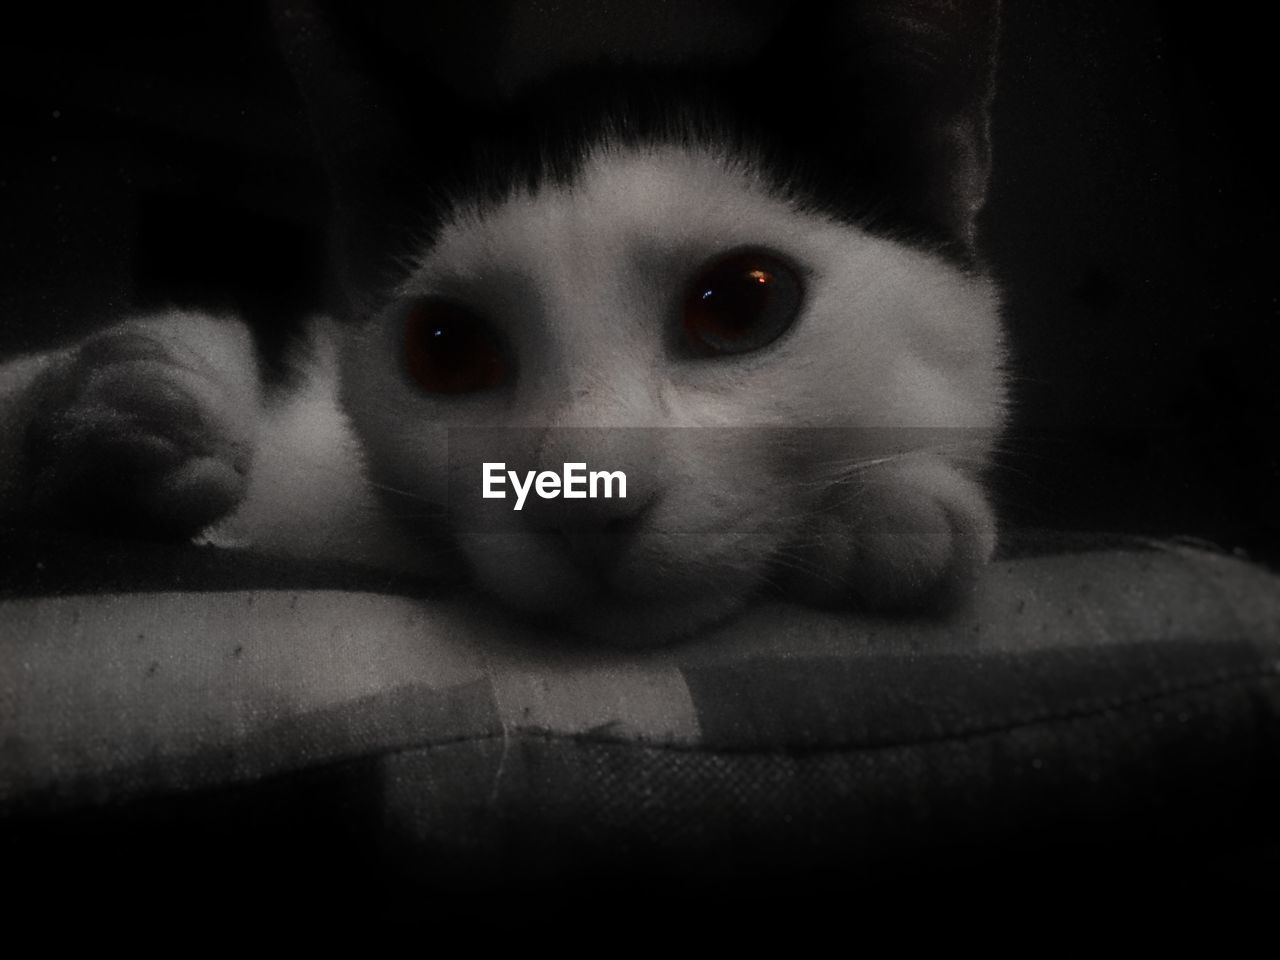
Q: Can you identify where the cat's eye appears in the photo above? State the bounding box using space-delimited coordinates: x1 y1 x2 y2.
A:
403 299 508 394
682 250 803 356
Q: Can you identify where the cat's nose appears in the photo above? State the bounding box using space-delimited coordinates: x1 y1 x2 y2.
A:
525 493 655 575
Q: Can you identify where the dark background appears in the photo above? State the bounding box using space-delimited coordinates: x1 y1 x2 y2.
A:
1 1 1276 562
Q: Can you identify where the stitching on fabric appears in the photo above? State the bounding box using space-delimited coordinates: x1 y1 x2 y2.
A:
7 662 1277 817
478 663 1280 756
153 661 1280 774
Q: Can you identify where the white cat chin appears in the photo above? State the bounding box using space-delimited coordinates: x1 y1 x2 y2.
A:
456 530 770 645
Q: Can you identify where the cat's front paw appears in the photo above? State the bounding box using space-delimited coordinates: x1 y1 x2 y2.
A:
787 456 996 612
23 325 257 536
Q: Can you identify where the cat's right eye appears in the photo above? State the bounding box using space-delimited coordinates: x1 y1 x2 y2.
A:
403 300 509 394
682 249 803 357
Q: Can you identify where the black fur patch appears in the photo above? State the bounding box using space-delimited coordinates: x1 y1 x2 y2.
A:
274 0 1000 316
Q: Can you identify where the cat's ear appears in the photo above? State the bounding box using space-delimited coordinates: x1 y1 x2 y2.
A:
766 0 1002 253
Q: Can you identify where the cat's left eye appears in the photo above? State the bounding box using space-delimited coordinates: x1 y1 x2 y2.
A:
403 300 509 394
682 250 803 357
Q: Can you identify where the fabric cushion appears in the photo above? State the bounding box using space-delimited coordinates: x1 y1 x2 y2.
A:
2 530 1279 903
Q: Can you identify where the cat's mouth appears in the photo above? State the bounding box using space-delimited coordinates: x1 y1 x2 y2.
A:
455 527 777 644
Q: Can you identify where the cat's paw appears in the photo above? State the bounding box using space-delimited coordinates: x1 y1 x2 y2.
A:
23 324 258 536
787 456 996 612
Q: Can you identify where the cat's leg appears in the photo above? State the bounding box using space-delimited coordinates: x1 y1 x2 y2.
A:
0 310 262 537
785 454 996 612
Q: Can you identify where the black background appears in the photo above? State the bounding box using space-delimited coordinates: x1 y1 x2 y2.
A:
1 1 1276 562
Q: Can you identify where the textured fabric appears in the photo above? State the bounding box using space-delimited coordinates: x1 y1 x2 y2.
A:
2 534 1279 898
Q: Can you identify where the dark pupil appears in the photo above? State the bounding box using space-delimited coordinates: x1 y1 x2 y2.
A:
404 303 505 394
696 267 774 341
684 253 797 355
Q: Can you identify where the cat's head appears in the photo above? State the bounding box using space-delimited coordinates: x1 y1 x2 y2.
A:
276 0 1006 644
336 136 1004 642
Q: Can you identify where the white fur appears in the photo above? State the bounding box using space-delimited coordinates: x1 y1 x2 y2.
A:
2 142 1006 645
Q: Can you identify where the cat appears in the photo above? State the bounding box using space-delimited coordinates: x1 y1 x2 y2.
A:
0 0 1006 645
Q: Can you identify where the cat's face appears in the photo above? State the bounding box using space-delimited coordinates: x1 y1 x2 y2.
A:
340 143 1005 643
